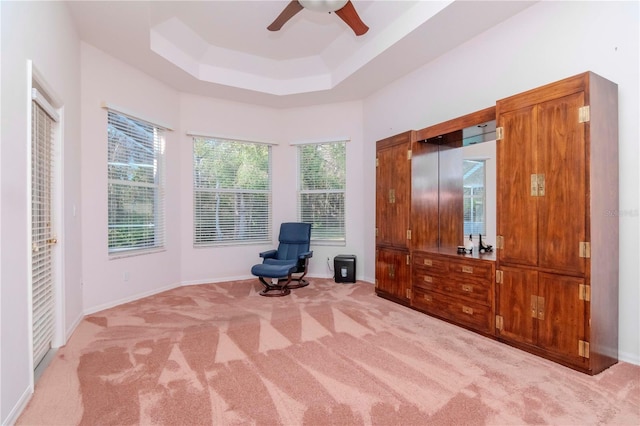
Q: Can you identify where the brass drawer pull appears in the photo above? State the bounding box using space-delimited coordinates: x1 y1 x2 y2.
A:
461 266 473 274
423 275 433 283
462 306 474 315
424 259 433 266
462 284 472 292
424 294 433 302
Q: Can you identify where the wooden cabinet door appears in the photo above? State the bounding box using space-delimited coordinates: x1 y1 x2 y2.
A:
537 272 588 366
376 143 410 248
499 92 587 275
537 93 587 275
376 248 410 301
376 145 393 246
497 106 538 267
496 265 537 345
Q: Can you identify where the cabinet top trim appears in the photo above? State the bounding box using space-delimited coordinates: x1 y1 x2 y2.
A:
416 106 496 142
376 130 416 149
496 72 602 114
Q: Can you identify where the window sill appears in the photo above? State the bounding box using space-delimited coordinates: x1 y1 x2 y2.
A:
109 247 166 260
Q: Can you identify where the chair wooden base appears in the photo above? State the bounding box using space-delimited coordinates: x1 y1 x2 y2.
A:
252 253 312 296
287 271 309 289
258 276 292 297
287 279 309 289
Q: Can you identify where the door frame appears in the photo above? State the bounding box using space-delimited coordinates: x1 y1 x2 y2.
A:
27 61 65 385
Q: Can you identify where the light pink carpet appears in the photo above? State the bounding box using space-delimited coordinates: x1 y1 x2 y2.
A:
18 279 640 425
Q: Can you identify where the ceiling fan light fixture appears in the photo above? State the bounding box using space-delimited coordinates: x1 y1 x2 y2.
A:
299 0 349 13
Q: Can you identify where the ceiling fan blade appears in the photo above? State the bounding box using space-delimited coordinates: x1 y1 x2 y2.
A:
334 0 369 36
268 0 304 31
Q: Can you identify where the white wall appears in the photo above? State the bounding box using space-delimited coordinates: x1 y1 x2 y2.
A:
178 94 284 284
178 95 365 284
81 48 368 301
0 1 82 423
281 102 365 280
80 43 182 313
363 0 639 363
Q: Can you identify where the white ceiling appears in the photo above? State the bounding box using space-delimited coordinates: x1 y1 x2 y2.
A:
67 0 536 109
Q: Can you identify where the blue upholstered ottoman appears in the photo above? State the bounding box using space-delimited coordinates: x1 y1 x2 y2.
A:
250 262 297 296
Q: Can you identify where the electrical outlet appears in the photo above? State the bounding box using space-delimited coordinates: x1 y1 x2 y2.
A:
123 271 129 282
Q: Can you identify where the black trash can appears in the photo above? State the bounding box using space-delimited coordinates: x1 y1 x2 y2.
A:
334 254 356 283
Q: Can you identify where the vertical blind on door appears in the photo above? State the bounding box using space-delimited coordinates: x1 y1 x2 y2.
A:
31 89 58 367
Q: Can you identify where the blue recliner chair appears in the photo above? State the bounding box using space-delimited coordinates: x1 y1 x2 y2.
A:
251 222 313 297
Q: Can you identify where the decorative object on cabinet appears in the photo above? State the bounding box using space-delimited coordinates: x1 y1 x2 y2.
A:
478 234 493 253
465 234 475 254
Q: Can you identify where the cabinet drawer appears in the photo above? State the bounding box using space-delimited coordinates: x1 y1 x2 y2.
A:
412 267 445 292
412 288 492 333
413 269 491 306
413 251 447 272
446 278 491 306
447 260 493 281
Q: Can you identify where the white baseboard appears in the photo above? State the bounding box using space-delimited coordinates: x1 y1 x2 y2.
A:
2 386 32 426
619 349 640 366
83 282 181 316
65 312 84 343
181 274 254 286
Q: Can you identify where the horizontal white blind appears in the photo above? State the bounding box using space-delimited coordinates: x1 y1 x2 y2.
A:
298 141 346 242
193 137 271 246
107 110 165 254
31 100 55 366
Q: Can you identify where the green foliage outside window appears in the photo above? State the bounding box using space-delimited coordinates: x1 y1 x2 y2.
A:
193 138 271 245
107 111 164 253
298 142 346 242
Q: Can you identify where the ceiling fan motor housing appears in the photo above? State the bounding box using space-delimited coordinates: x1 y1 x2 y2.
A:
299 0 349 13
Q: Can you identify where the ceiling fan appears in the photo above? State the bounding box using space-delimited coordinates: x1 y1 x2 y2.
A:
268 0 369 36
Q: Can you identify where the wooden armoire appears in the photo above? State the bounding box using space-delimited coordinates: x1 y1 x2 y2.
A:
375 131 414 303
494 72 618 374
374 72 619 375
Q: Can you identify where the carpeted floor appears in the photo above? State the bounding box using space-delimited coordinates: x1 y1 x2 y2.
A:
17 278 640 425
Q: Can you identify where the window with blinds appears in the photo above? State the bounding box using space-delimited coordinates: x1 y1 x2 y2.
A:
463 159 486 236
193 137 271 246
297 141 346 243
107 111 165 255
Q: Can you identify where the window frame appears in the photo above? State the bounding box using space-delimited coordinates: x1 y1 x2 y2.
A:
107 110 166 257
192 136 272 247
297 140 347 245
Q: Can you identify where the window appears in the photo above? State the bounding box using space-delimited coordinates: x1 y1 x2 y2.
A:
463 159 486 236
297 141 346 244
107 111 165 255
193 137 271 246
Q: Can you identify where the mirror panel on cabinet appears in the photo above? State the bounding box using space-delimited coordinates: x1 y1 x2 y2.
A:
412 107 496 253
